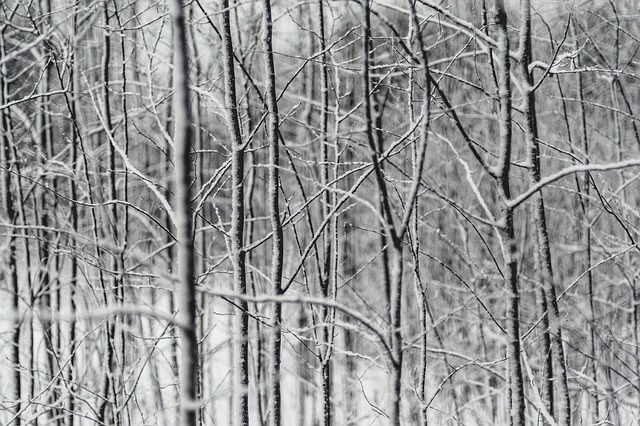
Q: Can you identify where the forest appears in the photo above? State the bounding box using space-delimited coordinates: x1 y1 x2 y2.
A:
1 0 639 424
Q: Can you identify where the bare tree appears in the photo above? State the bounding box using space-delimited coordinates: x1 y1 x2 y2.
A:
221 1 249 424
492 1 525 424
517 1 570 424
169 0 199 423
1 1 639 425
262 0 284 424
1 24 21 426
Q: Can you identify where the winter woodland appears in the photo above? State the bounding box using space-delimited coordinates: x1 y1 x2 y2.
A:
1 0 640 425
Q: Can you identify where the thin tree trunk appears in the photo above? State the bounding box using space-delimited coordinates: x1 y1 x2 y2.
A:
0 30 21 426
317 2 333 424
36 63 61 426
169 0 199 423
536 283 554 422
361 4 398 423
107 15 125 426
297 305 308 426
34 3 61 418
572 27 598 422
635 280 640 422
97 2 119 422
517 2 570 424
187 5 206 423
221 2 249 424
163 22 181 416
243 80 266 426
262 1 284 425
68 13 81 422
388 248 404 426
606 10 623 421
9 107 36 424
494 2 524 424
406 9 428 425
555 21 595 422
114 7 131 422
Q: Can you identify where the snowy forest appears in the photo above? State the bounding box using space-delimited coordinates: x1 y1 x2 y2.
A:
1 0 639 424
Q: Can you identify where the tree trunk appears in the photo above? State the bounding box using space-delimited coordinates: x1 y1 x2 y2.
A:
262 1 284 425
169 0 199 423
494 2 525 424
517 2 571 424
0 30 21 426
317 2 333 424
221 2 249 424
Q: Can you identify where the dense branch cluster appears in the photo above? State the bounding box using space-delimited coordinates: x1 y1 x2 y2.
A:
1 0 639 425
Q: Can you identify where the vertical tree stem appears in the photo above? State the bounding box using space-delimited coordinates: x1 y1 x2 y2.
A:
494 1 524 424
518 1 570 424
169 0 199 423
221 1 249 424
262 1 284 425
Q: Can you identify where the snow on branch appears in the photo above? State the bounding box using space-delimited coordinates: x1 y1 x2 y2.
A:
508 159 640 209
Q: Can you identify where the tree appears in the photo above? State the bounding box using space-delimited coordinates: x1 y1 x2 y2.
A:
169 0 199 424
221 1 249 423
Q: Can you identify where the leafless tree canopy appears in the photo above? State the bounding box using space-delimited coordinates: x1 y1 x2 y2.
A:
1 0 639 425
